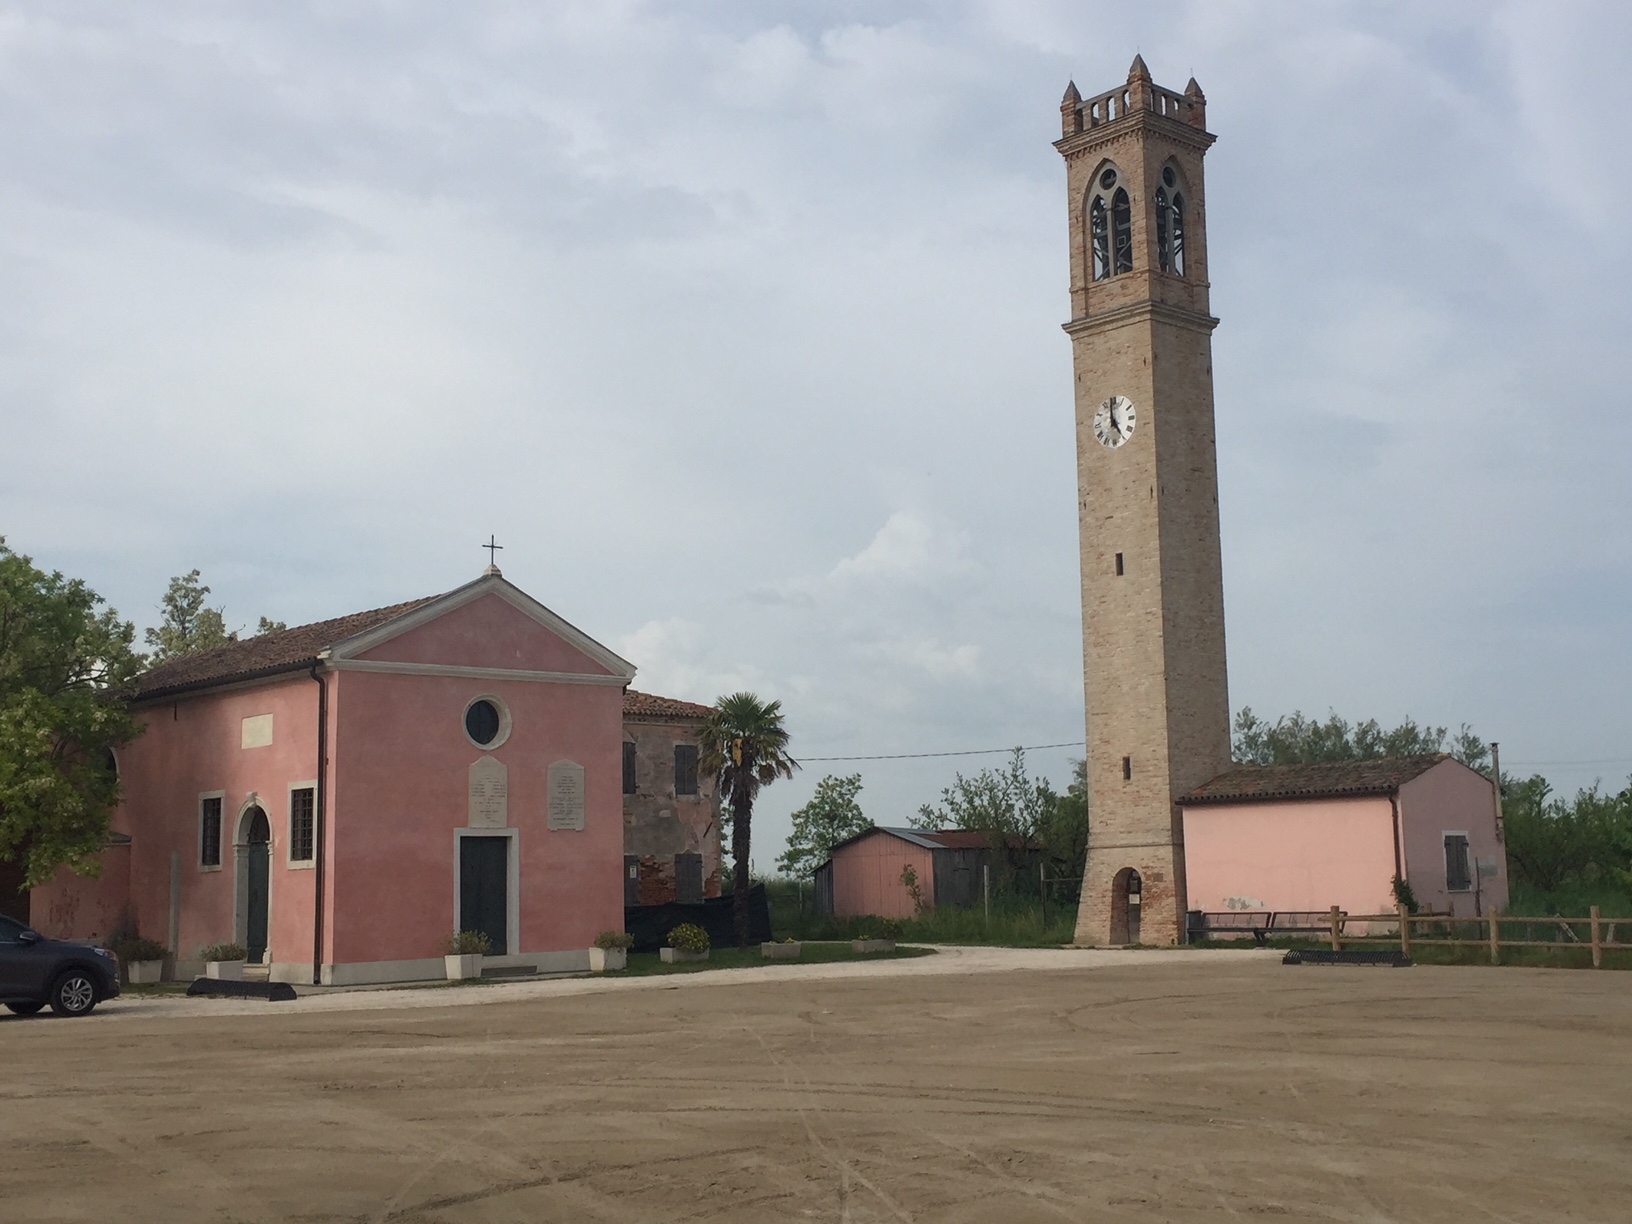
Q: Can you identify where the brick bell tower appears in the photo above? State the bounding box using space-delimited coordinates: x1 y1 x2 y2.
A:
1057 58 1232 945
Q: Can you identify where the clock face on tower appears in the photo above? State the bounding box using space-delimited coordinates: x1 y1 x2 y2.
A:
1093 395 1136 448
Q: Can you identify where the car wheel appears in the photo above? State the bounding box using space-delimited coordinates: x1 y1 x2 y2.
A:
49 970 99 1017
5 1001 45 1016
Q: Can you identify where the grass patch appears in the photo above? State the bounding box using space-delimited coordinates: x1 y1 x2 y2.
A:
617 943 934 977
764 880 1077 947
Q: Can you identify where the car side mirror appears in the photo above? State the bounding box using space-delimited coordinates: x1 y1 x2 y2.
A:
16 929 41 945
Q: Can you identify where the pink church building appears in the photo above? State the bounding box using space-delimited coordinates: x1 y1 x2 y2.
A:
30 567 670 985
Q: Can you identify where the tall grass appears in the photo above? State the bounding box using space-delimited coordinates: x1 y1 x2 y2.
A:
1506 880 1632 920
764 878 1076 947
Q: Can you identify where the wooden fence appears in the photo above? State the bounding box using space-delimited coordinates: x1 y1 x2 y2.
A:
1318 903 1628 968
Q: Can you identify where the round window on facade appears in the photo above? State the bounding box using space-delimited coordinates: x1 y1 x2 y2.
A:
1162 165 1176 188
463 696 511 750
1099 168 1117 190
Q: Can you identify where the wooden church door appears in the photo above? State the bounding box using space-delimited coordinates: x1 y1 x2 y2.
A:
459 837 509 955
244 807 271 963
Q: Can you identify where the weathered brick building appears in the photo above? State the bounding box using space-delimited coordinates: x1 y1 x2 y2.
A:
621 692 722 906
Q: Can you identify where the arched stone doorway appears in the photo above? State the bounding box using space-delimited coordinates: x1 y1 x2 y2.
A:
236 806 271 963
1110 867 1142 945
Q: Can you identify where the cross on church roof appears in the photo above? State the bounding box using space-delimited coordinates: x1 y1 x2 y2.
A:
482 534 503 575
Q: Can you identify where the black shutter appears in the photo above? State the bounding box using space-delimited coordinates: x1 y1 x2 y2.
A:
622 741 637 796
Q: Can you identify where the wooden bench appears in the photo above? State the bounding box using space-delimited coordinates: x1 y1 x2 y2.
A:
1186 910 1342 946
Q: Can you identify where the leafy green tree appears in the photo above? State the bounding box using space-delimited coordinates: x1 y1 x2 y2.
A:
1 539 142 886
257 617 287 634
1503 773 1632 897
778 773 871 878
698 693 798 946
145 570 236 661
915 749 1088 887
1232 707 1489 771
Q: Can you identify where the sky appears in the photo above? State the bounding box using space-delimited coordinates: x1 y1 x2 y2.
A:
4 1 1630 868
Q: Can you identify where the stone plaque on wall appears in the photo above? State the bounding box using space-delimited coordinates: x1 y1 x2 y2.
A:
469 756 508 829
547 760 586 831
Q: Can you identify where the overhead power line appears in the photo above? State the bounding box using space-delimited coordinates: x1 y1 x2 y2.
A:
801 740 1085 763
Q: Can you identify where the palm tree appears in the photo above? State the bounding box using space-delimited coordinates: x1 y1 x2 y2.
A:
698 692 798 947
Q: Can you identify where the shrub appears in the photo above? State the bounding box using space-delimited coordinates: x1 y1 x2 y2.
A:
667 922 710 953
198 943 247 962
446 930 493 956
112 936 168 964
594 930 634 950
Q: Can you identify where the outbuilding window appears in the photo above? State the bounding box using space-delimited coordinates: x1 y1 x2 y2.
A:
623 741 637 795
1444 833 1472 892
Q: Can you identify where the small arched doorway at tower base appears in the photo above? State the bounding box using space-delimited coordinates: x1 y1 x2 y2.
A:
1110 866 1142 945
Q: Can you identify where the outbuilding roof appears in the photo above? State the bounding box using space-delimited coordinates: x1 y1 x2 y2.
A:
823 825 1041 859
1182 755 1452 804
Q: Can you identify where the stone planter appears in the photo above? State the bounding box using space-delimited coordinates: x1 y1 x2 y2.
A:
205 959 246 981
660 947 709 964
761 941 802 961
127 959 165 985
588 947 627 973
445 953 483 981
851 939 896 954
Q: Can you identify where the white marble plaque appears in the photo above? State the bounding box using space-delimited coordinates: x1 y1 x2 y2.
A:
240 714 274 749
547 760 586 831
468 756 508 829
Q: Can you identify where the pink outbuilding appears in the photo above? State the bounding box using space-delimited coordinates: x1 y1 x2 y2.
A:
1180 756 1508 931
26 567 711 985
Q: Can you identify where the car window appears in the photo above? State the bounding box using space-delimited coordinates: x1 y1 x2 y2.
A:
0 915 26 944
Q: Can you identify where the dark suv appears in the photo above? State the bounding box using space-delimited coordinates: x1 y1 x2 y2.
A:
0 915 121 1017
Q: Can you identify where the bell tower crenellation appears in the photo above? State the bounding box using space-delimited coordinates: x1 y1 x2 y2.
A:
1057 57 1232 946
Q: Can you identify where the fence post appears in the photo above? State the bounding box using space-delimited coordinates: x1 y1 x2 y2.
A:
1329 905 1341 952
1039 863 1048 929
1488 907 1500 966
1591 905 1603 969
1398 901 1411 958
983 864 990 931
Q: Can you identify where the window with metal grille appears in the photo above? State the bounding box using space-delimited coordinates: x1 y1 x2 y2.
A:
1444 834 1472 892
200 797 222 867
623 741 637 796
290 788 315 862
674 744 699 797
1111 188 1133 274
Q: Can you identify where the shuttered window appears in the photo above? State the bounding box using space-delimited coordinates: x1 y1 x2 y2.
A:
200 797 222 867
1444 834 1472 892
623 741 637 796
674 745 699 797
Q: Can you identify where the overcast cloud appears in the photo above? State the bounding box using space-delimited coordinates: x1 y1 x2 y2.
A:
3 1 1629 864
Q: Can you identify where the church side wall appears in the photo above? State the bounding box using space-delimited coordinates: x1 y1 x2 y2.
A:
111 676 319 965
623 716 722 904
327 670 624 971
28 844 130 943
1180 796 1397 917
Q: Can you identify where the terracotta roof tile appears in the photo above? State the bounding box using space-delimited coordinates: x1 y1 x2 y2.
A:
1183 755 1452 804
622 690 715 720
134 597 437 700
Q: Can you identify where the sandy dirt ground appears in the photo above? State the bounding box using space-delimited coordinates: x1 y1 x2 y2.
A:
2 947 1629 1223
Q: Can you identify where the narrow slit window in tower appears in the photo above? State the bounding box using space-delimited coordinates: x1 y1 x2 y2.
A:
1112 189 1133 274
1115 552 1124 575
1122 756 1132 781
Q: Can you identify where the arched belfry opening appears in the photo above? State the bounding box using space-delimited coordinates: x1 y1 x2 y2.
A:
1156 162 1187 277
1086 163 1133 281
1111 867 1143 945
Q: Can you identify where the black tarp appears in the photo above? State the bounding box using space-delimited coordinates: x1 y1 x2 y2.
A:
625 884 772 953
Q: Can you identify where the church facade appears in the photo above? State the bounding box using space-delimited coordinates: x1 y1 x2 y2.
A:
29 568 720 985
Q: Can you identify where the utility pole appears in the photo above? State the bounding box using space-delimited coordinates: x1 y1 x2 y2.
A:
1490 741 1505 841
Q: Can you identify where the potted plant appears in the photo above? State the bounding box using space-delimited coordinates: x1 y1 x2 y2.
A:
589 930 633 972
113 936 169 984
761 937 802 961
199 942 248 980
660 922 710 963
445 930 491 980
852 919 901 954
